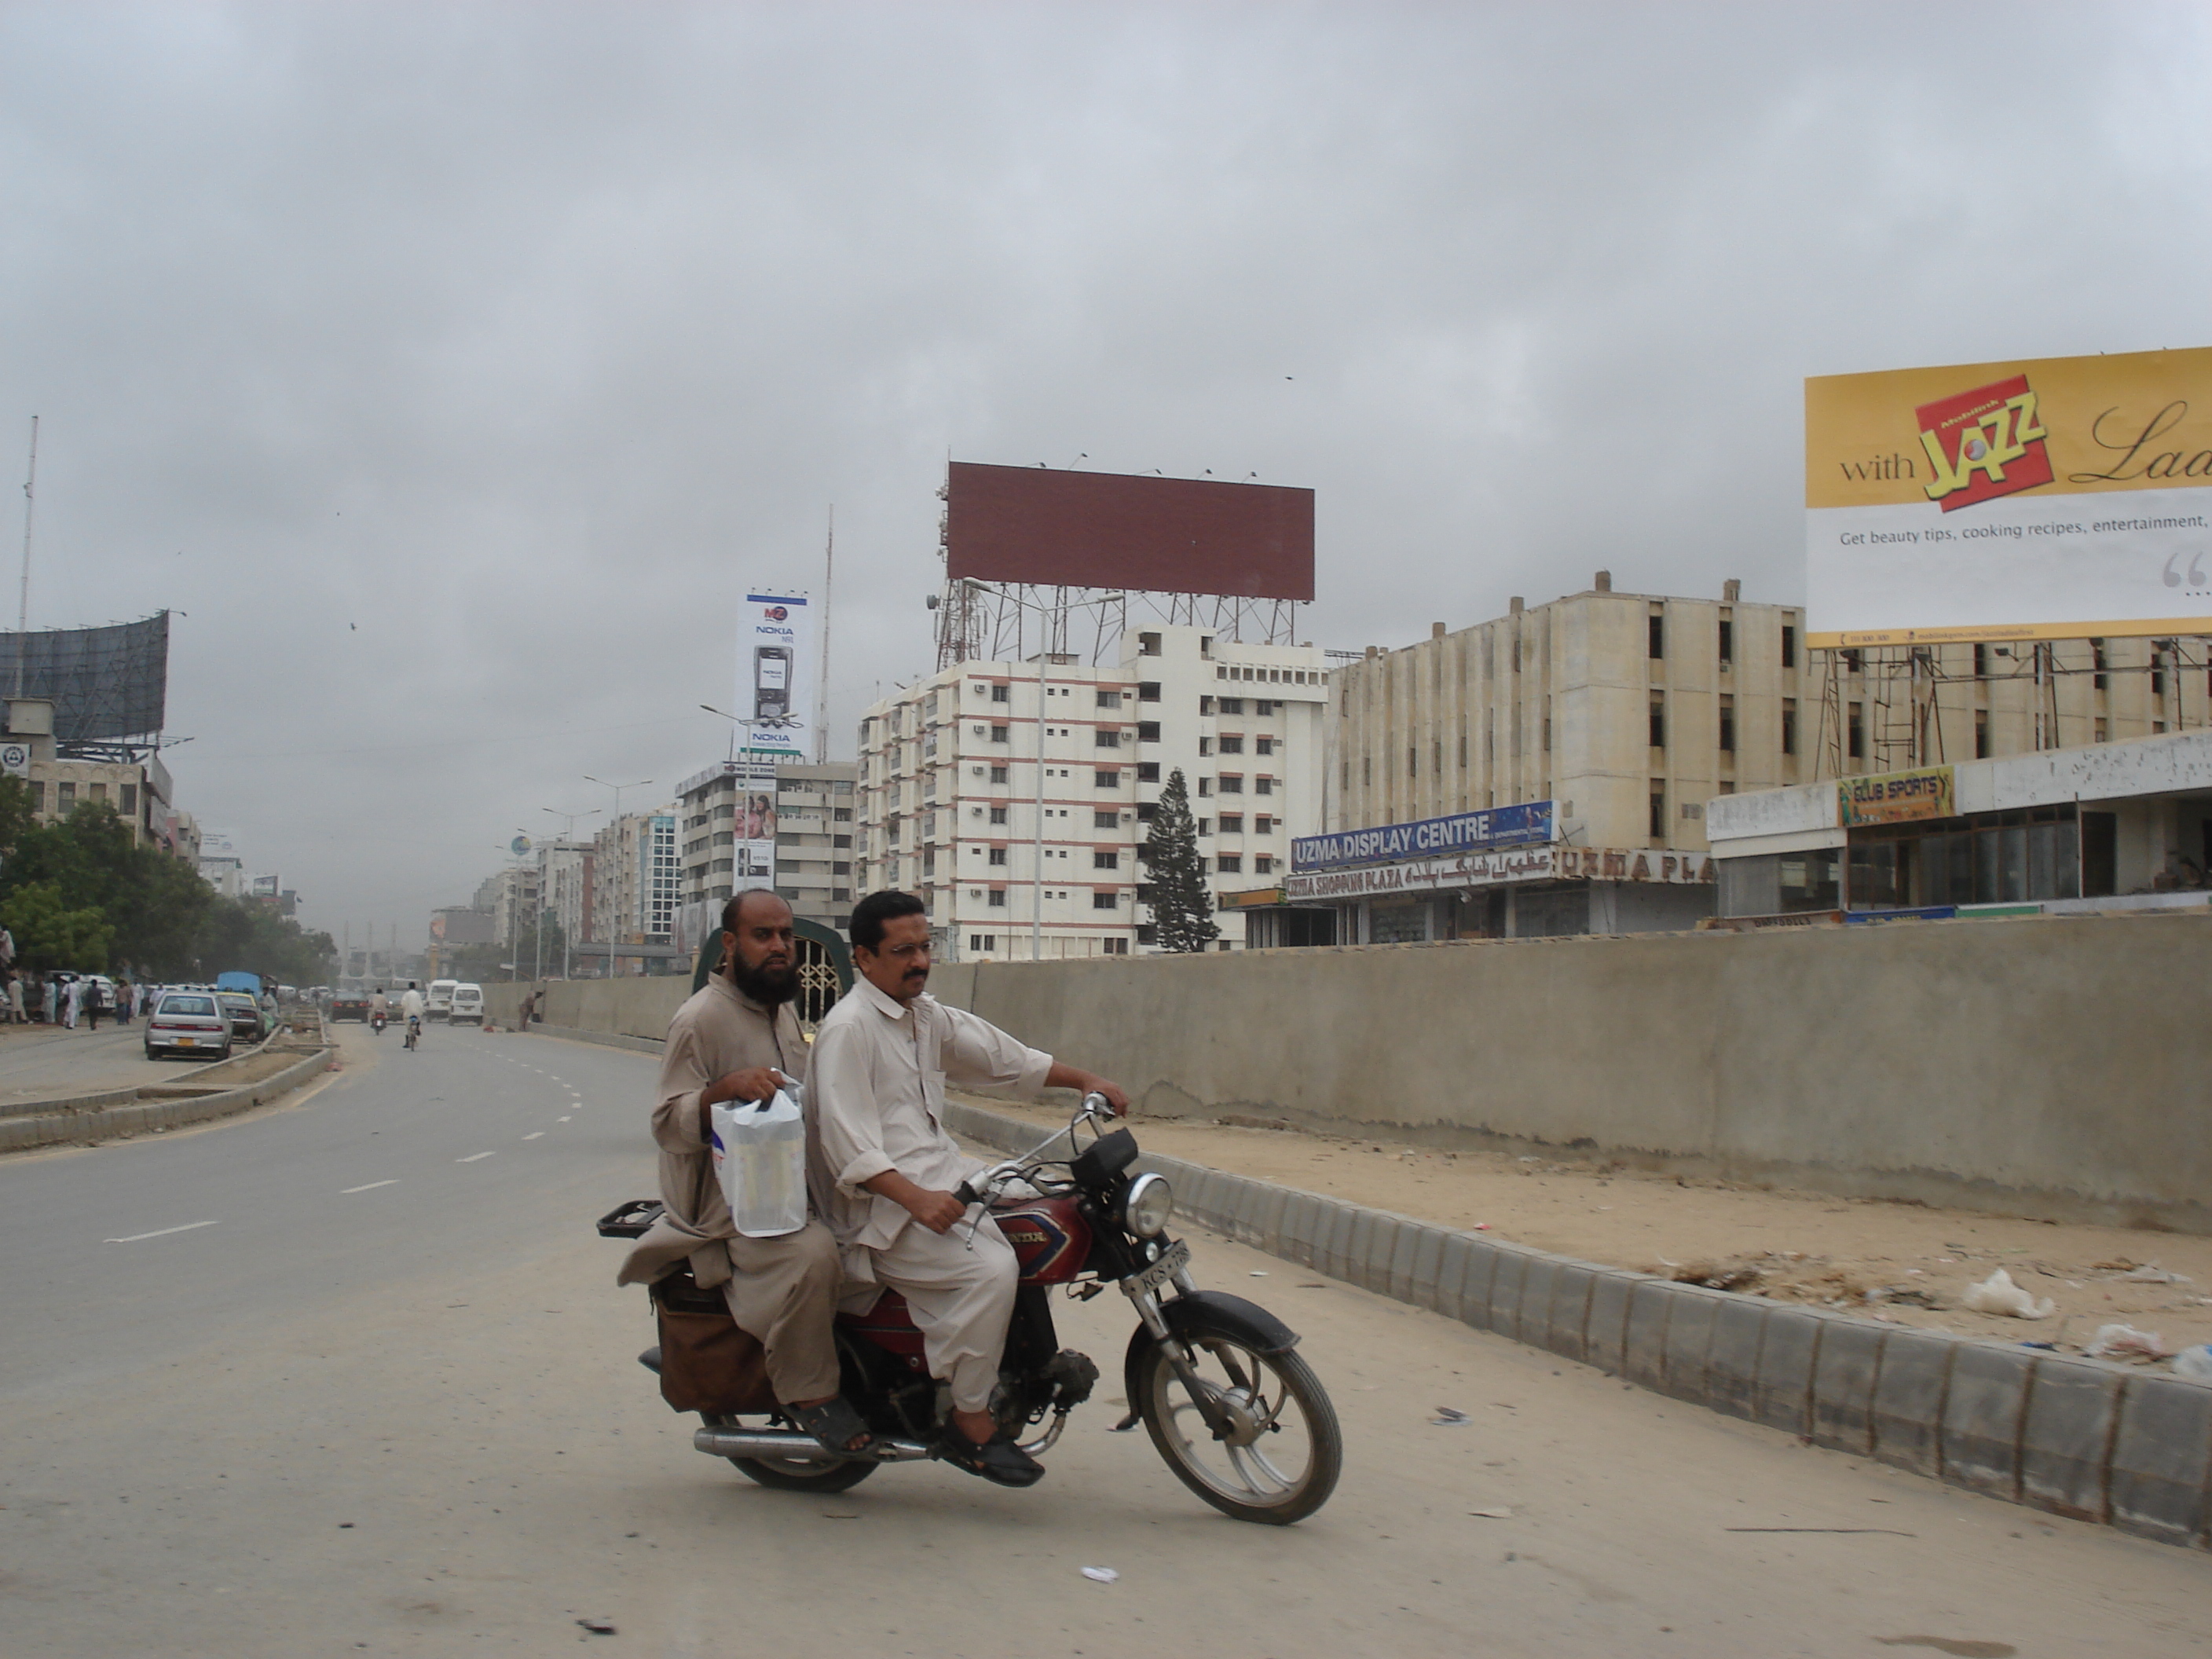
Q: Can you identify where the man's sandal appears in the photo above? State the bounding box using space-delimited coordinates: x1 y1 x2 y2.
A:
786 1397 880 1459
934 1425 1045 1488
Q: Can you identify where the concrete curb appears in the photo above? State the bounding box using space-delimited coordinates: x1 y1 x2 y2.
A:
941 1097 2212 1551
0 1046 338 1153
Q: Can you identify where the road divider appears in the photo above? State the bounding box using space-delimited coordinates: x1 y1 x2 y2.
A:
1 1043 338 1155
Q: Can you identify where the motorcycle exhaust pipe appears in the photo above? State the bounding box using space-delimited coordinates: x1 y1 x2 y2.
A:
692 1426 936 1463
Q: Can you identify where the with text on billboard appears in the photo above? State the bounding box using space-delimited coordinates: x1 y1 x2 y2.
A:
1292 801 1555 873
946 463 1315 600
1805 347 2212 646
742 591 814 760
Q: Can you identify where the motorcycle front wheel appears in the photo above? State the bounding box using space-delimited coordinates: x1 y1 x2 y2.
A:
1135 1322 1342 1525
727 1453 878 1492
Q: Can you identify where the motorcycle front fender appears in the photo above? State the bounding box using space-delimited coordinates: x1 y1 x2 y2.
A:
1120 1290 1301 1421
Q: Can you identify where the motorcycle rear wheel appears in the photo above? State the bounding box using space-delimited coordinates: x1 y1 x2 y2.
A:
727 1453 878 1492
1135 1324 1342 1525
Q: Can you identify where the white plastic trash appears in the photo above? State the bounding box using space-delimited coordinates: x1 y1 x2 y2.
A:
2172 1345 2212 1382
1960 1267 2054 1320
712 1087 808 1238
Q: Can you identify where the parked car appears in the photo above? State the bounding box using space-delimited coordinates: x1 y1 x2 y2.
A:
331 989 371 1023
216 991 269 1045
449 983 485 1025
145 991 234 1060
427 979 458 1021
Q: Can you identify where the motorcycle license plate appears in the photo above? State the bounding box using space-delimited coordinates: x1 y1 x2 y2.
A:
1126 1239 1190 1297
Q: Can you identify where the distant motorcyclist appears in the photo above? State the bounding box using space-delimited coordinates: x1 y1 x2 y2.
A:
399 982 426 1045
370 987 390 1024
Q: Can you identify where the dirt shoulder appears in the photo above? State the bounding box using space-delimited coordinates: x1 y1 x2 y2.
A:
965 1093 2212 1368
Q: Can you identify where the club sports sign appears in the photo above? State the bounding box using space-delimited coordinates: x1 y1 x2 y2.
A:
1806 347 2212 647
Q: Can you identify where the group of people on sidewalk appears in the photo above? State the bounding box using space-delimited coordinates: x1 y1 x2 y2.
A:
0 965 148 1029
618 887 1126 1489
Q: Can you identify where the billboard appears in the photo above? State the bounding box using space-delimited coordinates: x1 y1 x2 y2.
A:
0 612 170 740
1806 348 2212 646
1292 800 1555 873
742 591 815 761
945 463 1315 600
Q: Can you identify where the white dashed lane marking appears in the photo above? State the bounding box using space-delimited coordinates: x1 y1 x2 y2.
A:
456 1152 496 1163
341 1180 399 1194
106 1220 219 1244
557 1115 571 1122
522 1133 544 1141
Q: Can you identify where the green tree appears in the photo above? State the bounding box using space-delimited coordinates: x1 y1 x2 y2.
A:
0 774 35 858
0 880 115 972
1137 767 1218 954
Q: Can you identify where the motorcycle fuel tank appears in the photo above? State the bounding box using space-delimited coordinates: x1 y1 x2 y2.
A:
992 1194 1093 1285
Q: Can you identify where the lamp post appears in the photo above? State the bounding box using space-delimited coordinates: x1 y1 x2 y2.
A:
583 776 652 978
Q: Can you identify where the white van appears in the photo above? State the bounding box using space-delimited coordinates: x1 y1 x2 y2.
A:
449 983 485 1026
427 979 459 1021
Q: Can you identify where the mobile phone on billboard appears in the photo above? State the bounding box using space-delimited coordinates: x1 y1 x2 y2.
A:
753 646 792 720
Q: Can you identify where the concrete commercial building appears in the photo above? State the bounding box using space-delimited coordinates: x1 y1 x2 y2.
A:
854 624 1330 958
588 808 680 972
676 758 857 936
1707 727 2212 920
534 839 594 960
478 866 542 961
4 696 187 857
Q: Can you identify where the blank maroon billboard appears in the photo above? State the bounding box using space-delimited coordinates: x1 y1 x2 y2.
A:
945 463 1315 601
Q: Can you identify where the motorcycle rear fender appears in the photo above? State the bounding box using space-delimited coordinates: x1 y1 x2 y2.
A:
1120 1290 1300 1414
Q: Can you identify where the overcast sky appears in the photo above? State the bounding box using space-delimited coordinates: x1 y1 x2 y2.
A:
2 2 2207 942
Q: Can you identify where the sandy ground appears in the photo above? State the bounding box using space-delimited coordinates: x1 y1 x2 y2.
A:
972 1095 2212 1372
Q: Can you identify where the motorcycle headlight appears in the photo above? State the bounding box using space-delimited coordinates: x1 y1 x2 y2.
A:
1122 1172 1174 1238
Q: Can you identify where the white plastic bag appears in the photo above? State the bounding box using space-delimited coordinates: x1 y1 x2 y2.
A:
1960 1267 2055 1320
712 1087 808 1238
2172 1345 2212 1383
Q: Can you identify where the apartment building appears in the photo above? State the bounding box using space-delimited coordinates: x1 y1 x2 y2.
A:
4 695 186 855
853 624 1330 958
676 758 859 936
535 839 594 958
588 808 679 970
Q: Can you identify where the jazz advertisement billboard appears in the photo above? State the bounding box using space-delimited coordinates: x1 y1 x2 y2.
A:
1806 347 2212 646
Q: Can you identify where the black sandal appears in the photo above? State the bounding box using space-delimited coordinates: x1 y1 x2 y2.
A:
786 1397 879 1459
935 1425 1045 1488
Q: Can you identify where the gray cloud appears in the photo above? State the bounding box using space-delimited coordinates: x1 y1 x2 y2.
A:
1 2 2205 936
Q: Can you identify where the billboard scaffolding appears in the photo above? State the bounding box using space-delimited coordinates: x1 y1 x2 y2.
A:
0 612 170 748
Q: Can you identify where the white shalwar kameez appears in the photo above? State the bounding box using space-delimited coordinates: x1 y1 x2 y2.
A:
807 976 1053 1414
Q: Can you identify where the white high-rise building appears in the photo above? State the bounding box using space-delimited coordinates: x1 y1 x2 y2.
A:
854 625 1330 958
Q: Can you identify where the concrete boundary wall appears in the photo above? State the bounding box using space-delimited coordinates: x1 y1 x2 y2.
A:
934 914 2212 1234
939 1095 2212 1551
0 1046 337 1154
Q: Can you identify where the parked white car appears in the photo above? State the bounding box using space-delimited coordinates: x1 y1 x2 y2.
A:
427 979 458 1021
449 983 485 1025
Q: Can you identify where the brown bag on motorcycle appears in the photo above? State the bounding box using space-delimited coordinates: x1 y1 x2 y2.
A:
648 1268 779 1416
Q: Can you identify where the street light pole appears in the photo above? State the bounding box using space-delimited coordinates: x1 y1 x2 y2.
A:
1035 641 1047 961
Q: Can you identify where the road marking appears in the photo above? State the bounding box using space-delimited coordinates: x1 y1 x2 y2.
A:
557 1115 571 1122
106 1220 219 1244
456 1152 496 1163
341 1180 399 1194
522 1132 544 1141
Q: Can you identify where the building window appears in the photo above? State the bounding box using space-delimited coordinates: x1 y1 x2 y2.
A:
989 805 1008 825
1718 617 1734 663
1137 681 1160 702
1137 632 1162 656
1254 815 1273 833
1782 624 1796 669
1217 854 1243 873
1218 775 1243 793
57 781 75 811
1218 734 1243 754
1137 721 1160 742
1254 776 1273 796
1218 813 1244 833
991 724 1009 743
1198 737 1213 756
988 888 1007 907
1648 695 1665 749
1096 690 1122 708
1196 818 1211 836
1649 784 1666 840
2092 639 2108 690
990 765 1009 784
1407 745 1417 777
1093 769 1120 787
1135 802 1156 822
1199 696 1215 716
1718 696 1735 753
1782 699 1797 756
1103 937 1129 954
1648 613 1664 659
990 683 1010 704
971 934 996 951
1255 735 1273 756
1095 729 1121 749
1137 762 1159 782
1091 892 1118 910
120 783 137 814
1254 855 1275 873
1255 699 1276 715
989 847 1008 866
1848 703 1864 760
1093 850 1119 870
1218 697 1243 715
1972 643 1989 679
2152 650 2168 698
1093 810 1119 829
2095 717 2110 742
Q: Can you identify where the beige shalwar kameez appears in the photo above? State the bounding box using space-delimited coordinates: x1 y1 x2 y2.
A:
616 973 844 1404
807 976 1053 1414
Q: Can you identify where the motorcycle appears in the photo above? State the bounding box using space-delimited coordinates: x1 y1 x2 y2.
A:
371 1010 386 1035
402 1014 419 1051
598 1093 1342 1525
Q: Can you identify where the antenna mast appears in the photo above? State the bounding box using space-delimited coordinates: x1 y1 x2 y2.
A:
14 416 36 699
816 506 833 764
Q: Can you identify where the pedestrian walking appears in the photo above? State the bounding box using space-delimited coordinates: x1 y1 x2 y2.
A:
61 977 80 1029
115 980 133 1027
42 976 57 1025
5 971 24 1024
86 979 104 1031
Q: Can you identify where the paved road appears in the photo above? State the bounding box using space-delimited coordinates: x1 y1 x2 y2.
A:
0 1021 209 1106
2 1027 2204 1657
